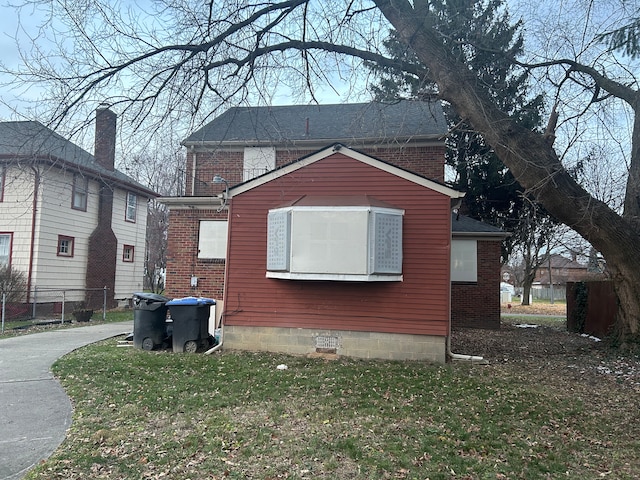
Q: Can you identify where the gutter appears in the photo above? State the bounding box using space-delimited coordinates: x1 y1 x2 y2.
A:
182 136 445 150
205 193 233 355
190 148 197 196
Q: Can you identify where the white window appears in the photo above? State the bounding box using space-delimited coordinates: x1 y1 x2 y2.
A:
198 220 228 259
57 235 75 257
0 233 11 267
243 147 275 181
72 175 88 211
267 205 403 281
451 239 477 282
123 245 134 262
126 192 137 222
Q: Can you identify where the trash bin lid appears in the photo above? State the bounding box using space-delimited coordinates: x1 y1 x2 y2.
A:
133 292 170 303
166 296 216 306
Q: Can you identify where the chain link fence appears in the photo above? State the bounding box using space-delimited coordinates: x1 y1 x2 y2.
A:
1 287 111 334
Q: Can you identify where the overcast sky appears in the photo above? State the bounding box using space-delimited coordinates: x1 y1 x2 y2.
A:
0 0 636 157
0 2 46 121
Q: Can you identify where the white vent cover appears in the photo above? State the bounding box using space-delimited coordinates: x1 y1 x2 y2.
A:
315 335 339 349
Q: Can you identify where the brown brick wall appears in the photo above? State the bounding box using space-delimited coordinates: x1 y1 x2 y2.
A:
451 240 501 329
94 107 116 171
186 151 244 196
186 144 446 196
165 208 227 301
85 185 117 308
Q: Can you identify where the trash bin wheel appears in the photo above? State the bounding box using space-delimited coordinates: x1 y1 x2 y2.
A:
142 337 155 351
184 340 198 353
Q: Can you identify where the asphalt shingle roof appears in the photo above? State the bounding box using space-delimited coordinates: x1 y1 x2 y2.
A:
0 121 156 196
183 100 446 145
452 213 507 236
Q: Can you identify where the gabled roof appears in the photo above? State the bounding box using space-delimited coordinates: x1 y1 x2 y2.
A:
0 121 157 197
452 213 508 238
229 144 464 199
546 254 585 270
183 100 446 146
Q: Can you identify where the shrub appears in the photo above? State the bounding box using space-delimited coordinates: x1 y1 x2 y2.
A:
0 265 27 303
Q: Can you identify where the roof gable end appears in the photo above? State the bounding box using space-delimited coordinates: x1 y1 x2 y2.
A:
229 144 464 199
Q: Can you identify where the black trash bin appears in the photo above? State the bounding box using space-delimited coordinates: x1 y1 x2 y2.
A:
133 292 170 350
166 297 216 353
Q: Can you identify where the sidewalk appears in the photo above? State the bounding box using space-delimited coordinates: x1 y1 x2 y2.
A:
0 321 133 480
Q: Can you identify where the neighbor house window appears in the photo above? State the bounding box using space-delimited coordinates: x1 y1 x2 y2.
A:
0 233 12 267
123 245 134 262
267 202 403 281
198 220 228 259
451 239 477 282
125 192 137 222
243 147 276 181
72 174 88 211
57 235 74 257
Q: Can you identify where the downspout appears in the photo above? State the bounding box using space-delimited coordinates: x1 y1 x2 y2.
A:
26 166 40 305
447 337 487 364
190 147 197 196
205 191 230 355
447 203 487 364
204 318 224 354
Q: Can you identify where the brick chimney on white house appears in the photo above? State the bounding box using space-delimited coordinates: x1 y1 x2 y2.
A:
94 105 116 171
85 105 118 308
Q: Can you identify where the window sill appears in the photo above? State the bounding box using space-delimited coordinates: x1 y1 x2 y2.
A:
266 271 403 282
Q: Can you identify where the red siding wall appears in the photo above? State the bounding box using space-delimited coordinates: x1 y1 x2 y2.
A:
223 153 452 337
165 209 227 300
450 240 501 329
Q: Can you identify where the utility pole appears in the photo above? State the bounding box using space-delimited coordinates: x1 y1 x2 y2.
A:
548 254 554 305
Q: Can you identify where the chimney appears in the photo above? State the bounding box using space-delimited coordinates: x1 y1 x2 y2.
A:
94 105 116 171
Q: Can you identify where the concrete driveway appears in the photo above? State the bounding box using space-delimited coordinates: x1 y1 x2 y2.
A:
0 322 132 480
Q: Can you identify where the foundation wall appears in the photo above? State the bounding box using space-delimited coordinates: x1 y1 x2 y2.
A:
222 325 446 363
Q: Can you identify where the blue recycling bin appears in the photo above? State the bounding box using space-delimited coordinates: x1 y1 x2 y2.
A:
132 292 170 350
166 297 216 353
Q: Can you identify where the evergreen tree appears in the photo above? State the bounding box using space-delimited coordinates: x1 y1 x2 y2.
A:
368 0 555 265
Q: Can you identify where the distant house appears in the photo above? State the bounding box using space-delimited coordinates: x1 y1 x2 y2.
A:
0 107 157 309
160 101 506 362
535 253 603 286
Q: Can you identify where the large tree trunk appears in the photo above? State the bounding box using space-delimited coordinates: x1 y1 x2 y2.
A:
376 0 640 345
521 270 535 306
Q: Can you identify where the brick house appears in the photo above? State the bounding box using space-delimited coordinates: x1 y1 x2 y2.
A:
160 101 505 361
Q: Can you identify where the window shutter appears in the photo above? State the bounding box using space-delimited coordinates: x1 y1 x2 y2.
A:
267 209 291 271
370 212 403 274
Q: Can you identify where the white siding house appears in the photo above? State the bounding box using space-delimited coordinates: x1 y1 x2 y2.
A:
0 108 157 308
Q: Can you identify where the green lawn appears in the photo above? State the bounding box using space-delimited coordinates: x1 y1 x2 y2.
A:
24 342 640 479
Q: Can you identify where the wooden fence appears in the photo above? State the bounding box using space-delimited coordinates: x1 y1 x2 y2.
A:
566 281 617 339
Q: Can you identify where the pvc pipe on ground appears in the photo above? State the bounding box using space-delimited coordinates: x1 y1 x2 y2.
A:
446 336 488 364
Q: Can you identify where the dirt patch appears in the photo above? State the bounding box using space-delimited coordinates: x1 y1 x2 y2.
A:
452 322 640 392
500 302 566 316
